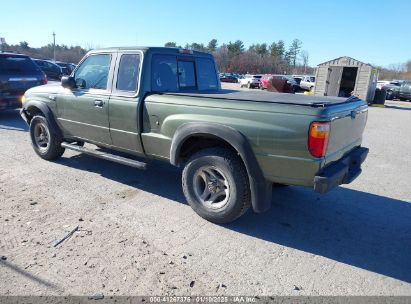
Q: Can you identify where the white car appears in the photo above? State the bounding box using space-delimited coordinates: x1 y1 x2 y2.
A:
239 74 262 89
299 75 316 91
377 80 390 90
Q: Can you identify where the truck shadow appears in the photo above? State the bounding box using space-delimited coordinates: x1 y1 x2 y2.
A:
227 186 411 284
0 109 28 132
56 153 411 284
384 105 411 111
57 152 186 203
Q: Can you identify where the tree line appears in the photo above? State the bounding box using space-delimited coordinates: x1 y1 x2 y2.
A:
1 41 87 63
165 39 313 75
2 40 410 80
377 61 411 81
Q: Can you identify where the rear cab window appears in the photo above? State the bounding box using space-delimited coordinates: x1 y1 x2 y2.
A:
151 54 218 92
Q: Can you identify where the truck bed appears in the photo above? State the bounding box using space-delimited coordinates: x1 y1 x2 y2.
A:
162 89 359 107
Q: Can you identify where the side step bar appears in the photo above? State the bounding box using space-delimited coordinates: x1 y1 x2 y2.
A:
61 142 147 170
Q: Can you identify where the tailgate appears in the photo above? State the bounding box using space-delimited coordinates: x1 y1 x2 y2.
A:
324 101 368 165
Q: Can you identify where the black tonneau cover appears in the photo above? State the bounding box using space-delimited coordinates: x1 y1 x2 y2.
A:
162 89 359 107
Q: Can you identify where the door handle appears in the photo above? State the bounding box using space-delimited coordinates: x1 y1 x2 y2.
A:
94 99 104 107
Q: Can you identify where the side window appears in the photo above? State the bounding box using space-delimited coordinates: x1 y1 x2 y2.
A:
116 54 141 92
196 58 218 90
177 61 196 89
152 55 178 92
74 54 111 90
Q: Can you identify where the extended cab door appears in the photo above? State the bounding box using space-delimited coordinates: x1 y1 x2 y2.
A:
108 51 144 155
56 53 115 145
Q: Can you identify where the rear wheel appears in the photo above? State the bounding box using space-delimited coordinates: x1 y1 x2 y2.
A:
182 148 251 224
29 115 65 160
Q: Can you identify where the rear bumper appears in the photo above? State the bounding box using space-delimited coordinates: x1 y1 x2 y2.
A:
314 147 369 193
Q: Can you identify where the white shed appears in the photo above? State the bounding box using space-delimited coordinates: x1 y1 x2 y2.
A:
314 56 378 102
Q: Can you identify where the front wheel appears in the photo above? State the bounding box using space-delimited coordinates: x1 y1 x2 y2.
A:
182 148 251 224
29 115 65 160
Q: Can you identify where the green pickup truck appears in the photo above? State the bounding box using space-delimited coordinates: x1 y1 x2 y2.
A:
21 47 369 223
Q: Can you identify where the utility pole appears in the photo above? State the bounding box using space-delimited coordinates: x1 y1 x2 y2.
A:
52 32 56 62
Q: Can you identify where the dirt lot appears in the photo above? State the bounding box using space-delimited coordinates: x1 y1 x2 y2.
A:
0 97 410 296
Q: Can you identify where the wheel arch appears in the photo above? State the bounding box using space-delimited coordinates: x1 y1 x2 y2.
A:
21 100 63 139
170 122 272 213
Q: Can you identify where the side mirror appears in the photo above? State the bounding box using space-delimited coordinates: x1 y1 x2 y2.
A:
61 76 76 89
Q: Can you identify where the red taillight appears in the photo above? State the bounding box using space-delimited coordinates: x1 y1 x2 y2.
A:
43 73 48 84
308 121 330 158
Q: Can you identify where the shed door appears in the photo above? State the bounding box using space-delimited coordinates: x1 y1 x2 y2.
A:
325 66 343 96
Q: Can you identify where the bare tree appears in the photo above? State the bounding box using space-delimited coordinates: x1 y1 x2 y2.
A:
300 50 309 74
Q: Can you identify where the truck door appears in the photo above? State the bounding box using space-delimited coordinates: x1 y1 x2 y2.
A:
56 53 114 145
325 66 343 97
108 52 144 155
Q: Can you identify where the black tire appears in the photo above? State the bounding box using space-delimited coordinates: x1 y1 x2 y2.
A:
182 147 251 224
29 115 65 160
386 90 393 100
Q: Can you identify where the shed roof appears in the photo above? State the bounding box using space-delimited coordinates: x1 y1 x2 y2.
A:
317 56 373 67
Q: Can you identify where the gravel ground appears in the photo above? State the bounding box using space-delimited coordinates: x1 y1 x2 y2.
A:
0 97 410 297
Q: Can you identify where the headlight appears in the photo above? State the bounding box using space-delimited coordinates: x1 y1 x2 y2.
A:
21 95 26 104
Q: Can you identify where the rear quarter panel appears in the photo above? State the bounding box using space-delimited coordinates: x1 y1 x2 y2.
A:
142 94 328 187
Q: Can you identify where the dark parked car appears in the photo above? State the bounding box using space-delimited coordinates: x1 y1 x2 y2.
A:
0 53 47 110
220 75 238 83
399 81 411 101
56 61 76 75
382 80 405 100
33 59 63 80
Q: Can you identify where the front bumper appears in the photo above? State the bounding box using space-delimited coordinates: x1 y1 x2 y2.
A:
314 147 369 193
